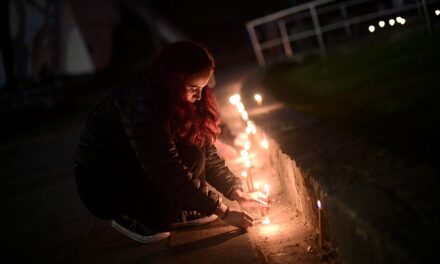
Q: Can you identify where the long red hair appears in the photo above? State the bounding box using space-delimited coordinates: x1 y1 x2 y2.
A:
151 41 221 147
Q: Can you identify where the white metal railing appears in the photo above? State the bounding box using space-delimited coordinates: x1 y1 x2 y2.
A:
246 0 440 66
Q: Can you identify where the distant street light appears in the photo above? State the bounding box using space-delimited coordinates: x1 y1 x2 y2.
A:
436 10 440 16
368 25 375 32
389 19 396 26
400 18 406 25
378 21 385 27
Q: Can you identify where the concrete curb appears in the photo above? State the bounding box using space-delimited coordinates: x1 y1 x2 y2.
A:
239 69 438 264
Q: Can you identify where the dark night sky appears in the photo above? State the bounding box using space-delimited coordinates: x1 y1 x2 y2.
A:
147 0 295 68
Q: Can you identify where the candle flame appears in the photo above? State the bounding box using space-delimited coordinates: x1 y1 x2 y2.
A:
264 184 270 195
262 216 271 225
244 141 251 150
236 102 245 113
261 139 269 149
254 94 263 105
241 111 249 121
317 200 322 209
246 121 256 134
229 94 241 105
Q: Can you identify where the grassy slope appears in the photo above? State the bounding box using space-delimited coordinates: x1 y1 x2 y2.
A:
264 32 440 168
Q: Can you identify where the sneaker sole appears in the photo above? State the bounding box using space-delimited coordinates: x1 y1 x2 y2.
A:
111 220 170 244
172 214 218 229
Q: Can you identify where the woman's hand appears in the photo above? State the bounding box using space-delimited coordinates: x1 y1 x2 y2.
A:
231 190 268 208
222 208 254 230
215 203 254 230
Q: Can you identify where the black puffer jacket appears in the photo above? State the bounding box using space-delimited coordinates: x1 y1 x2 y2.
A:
75 73 242 219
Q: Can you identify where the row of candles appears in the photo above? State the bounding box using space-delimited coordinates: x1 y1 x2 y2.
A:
229 93 271 224
230 92 326 247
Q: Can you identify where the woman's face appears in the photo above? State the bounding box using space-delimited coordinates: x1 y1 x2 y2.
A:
183 70 213 103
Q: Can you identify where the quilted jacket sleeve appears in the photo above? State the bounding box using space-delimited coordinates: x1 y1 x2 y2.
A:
116 77 220 215
205 142 244 200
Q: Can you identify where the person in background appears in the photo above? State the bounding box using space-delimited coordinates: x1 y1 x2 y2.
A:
74 41 268 243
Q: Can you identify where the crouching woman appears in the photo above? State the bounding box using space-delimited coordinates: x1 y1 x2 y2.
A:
74 41 267 243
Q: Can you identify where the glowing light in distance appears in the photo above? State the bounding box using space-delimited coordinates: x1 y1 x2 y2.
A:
368 25 375 33
254 182 260 190
254 94 263 105
261 138 269 149
240 149 249 159
245 159 252 168
244 141 251 150
378 21 385 27
317 200 322 209
435 10 440 16
229 94 241 105
396 17 406 25
241 171 248 177
389 19 395 26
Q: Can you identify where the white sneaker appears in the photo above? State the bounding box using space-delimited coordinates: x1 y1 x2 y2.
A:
111 215 170 244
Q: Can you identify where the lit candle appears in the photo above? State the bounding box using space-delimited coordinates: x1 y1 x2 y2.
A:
262 215 271 225
389 19 395 26
264 184 271 218
229 94 241 105
236 102 245 113
246 169 254 192
241 111 249 121
254 94 263 106
317 200 323 248
258 184 271 224
264 184 270 195
245 126 252 135
244 141 251 150
245 159 251 168
261 138 269 150
240 149 249 159
241 170 252 192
